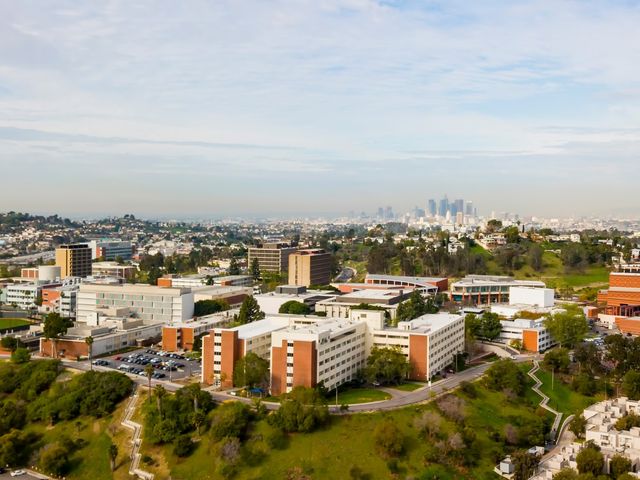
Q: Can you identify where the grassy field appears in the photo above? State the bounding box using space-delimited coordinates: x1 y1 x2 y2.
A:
0 317 31 329
333 387 391 404
535 368 598 416
139 376 554 480
388 382 424 392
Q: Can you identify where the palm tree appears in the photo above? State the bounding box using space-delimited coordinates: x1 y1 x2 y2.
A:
154 384 167 417
144 364 155 400
109 443 118 471
85 336 94 370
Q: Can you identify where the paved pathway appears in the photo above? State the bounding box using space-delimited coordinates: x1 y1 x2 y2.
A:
528 360 563 442
121 387 154 480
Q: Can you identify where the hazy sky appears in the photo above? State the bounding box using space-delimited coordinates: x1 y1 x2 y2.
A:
1 0 639 218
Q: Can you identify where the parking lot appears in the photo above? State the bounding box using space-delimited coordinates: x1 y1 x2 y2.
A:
96 348 201 381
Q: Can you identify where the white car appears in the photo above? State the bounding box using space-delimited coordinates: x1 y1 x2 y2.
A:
10 470 26 477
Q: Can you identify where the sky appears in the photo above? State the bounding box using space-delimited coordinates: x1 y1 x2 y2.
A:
1 0 640 219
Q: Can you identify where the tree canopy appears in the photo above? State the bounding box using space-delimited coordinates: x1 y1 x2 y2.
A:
233 352 269 388
237 296 265 324
544 309 588 348
395 290 439 323
365 346 411 385
278 300 311 315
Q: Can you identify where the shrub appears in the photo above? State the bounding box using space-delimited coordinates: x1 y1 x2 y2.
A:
173 434 194 457
210 402 250 441
374 419 404 457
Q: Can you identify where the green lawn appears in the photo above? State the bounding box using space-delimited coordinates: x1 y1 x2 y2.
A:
388 382 424 392
0 317 31 329
333 387 391 404
535 368 598 416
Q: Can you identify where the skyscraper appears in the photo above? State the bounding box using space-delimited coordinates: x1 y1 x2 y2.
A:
438 196 449 217
454 199 464 214
465 201 474 216
427 199 437 217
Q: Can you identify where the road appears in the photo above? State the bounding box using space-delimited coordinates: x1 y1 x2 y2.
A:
334 267 356 283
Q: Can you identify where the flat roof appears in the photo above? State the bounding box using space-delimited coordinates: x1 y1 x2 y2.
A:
79 283 191 295
366 274 446 283
393 312 463 335
339 289 406 300
226 317 290 339
279 318 361 336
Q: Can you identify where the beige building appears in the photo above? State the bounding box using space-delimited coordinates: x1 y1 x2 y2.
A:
288 249 332 287
248 242 298 274
56 243 92 278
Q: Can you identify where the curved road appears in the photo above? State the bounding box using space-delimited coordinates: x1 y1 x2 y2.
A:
61 354 535 413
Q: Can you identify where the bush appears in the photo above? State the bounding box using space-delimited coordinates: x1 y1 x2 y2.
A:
210 402 251 441
39 442 70 476
278 300 311 315
543 348 570 373
173 434 194 457
263 424 287 449
373 419 404 457
11 347 30 364
268 387 329 433
615 413 640 431
484 359 527 396
576 446 604 476
459 380 478 398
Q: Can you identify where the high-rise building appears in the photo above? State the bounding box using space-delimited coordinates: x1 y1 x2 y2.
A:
465 201 474 216
454 199 464 214
88 240 133 261
288 249 332 287
377 207 384 219
428 199 437 216
438 196 449 217
55 244 92 278
456 212 464 225
385 206 394 220
248 242 298 274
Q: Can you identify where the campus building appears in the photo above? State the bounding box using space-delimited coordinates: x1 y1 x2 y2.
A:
314 288 411 320
498 318 556 352
598 271 640 317
254 285 336 314
201 310 465 394
76 283 194 324
450 275 546 305
288 249 332 287
162 313 231 352
247 242 298 274
364 274 447 293
40 316 163 359
55 243 93 278
92 262 137 280
158 274 253 288
88 240 133 261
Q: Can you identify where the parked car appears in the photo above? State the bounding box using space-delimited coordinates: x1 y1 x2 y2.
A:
11 470 26 476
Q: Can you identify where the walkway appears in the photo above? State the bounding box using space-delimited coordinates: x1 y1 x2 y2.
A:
121 387 154 480
528 360 563 442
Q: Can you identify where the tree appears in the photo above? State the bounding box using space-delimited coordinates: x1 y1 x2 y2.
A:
576 446 604 476
365 347 411 384
395 290 438 322
233 352 269 389
552 469 579 480
11 347 30 364
511 450 538 480
543 347 570 373
569 414 587 439
544 310 588 348
237 296 265 324
228 257 240 275
278 300 311 315
268 387 329 433
145 363 155 400
173 434 193 457
484 359 527 396
373 419 404 457
85 336 94 370
251 258 260 281
0 336 19 352
610 454 632 479
479 312 502 340
43 312 71 358
622 370 640 400
210 401 251 441
194 299 230 316
39 442 70 476
528 244 544 271
109 443 118 471
154 384 167 418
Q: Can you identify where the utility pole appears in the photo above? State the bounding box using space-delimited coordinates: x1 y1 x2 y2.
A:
335 385 338 407
551 367 555 391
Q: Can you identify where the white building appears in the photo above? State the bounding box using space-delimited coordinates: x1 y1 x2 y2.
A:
498 318 556 352
76 283 194 325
